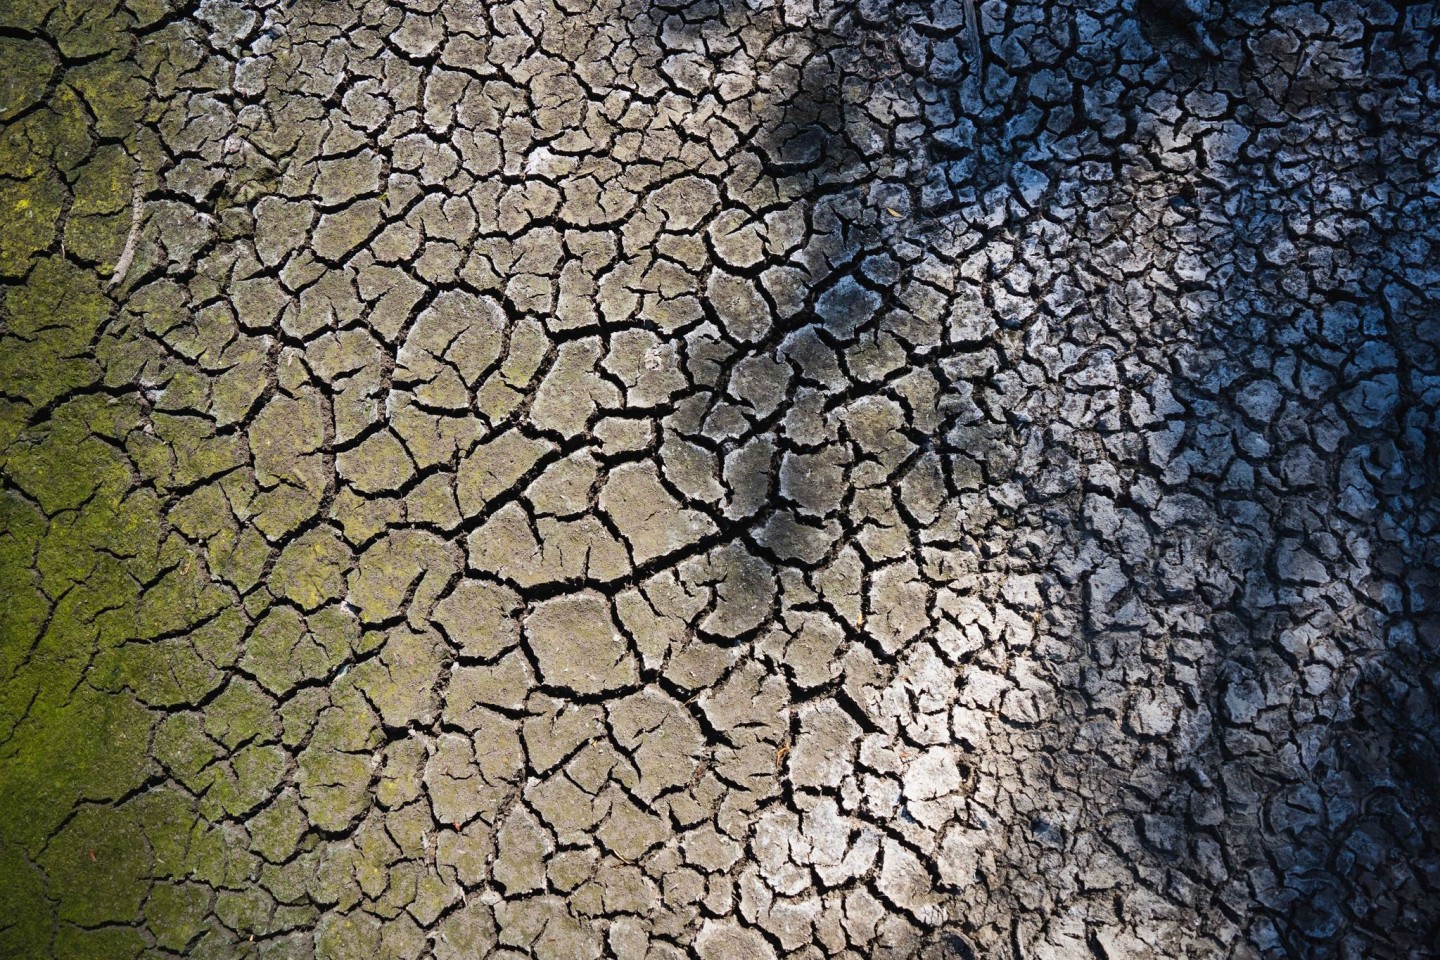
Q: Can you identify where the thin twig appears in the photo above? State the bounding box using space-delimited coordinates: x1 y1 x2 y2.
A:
109 164 144 290
964 0 984 81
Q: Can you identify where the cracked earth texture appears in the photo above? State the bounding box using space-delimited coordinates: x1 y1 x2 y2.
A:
1 0 1439 957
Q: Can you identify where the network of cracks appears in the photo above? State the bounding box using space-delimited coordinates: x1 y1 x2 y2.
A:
0 0 1438 957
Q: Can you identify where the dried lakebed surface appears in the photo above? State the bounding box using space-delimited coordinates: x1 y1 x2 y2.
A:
1 0 1438 957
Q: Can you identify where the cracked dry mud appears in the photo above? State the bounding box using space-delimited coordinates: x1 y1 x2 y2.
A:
1 0 1439 957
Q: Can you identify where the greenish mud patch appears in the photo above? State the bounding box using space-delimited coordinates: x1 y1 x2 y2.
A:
0 3 213 957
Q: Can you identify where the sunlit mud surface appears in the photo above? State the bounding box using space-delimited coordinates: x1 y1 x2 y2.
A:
2 0 1438 957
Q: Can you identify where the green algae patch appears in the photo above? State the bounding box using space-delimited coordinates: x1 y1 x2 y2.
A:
144 880 213 952
0 393 203 960
38 805 153 926
48 0 131 59
0 259 109 415
270 529 356 612
0 38 56 123
52 925 148 960
0 843 51 958
2 406 131 519
0 5 210 956
0 682 154 830
0 176 64 278
66 142 136 270
66 56 149 141
0 496 49 684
